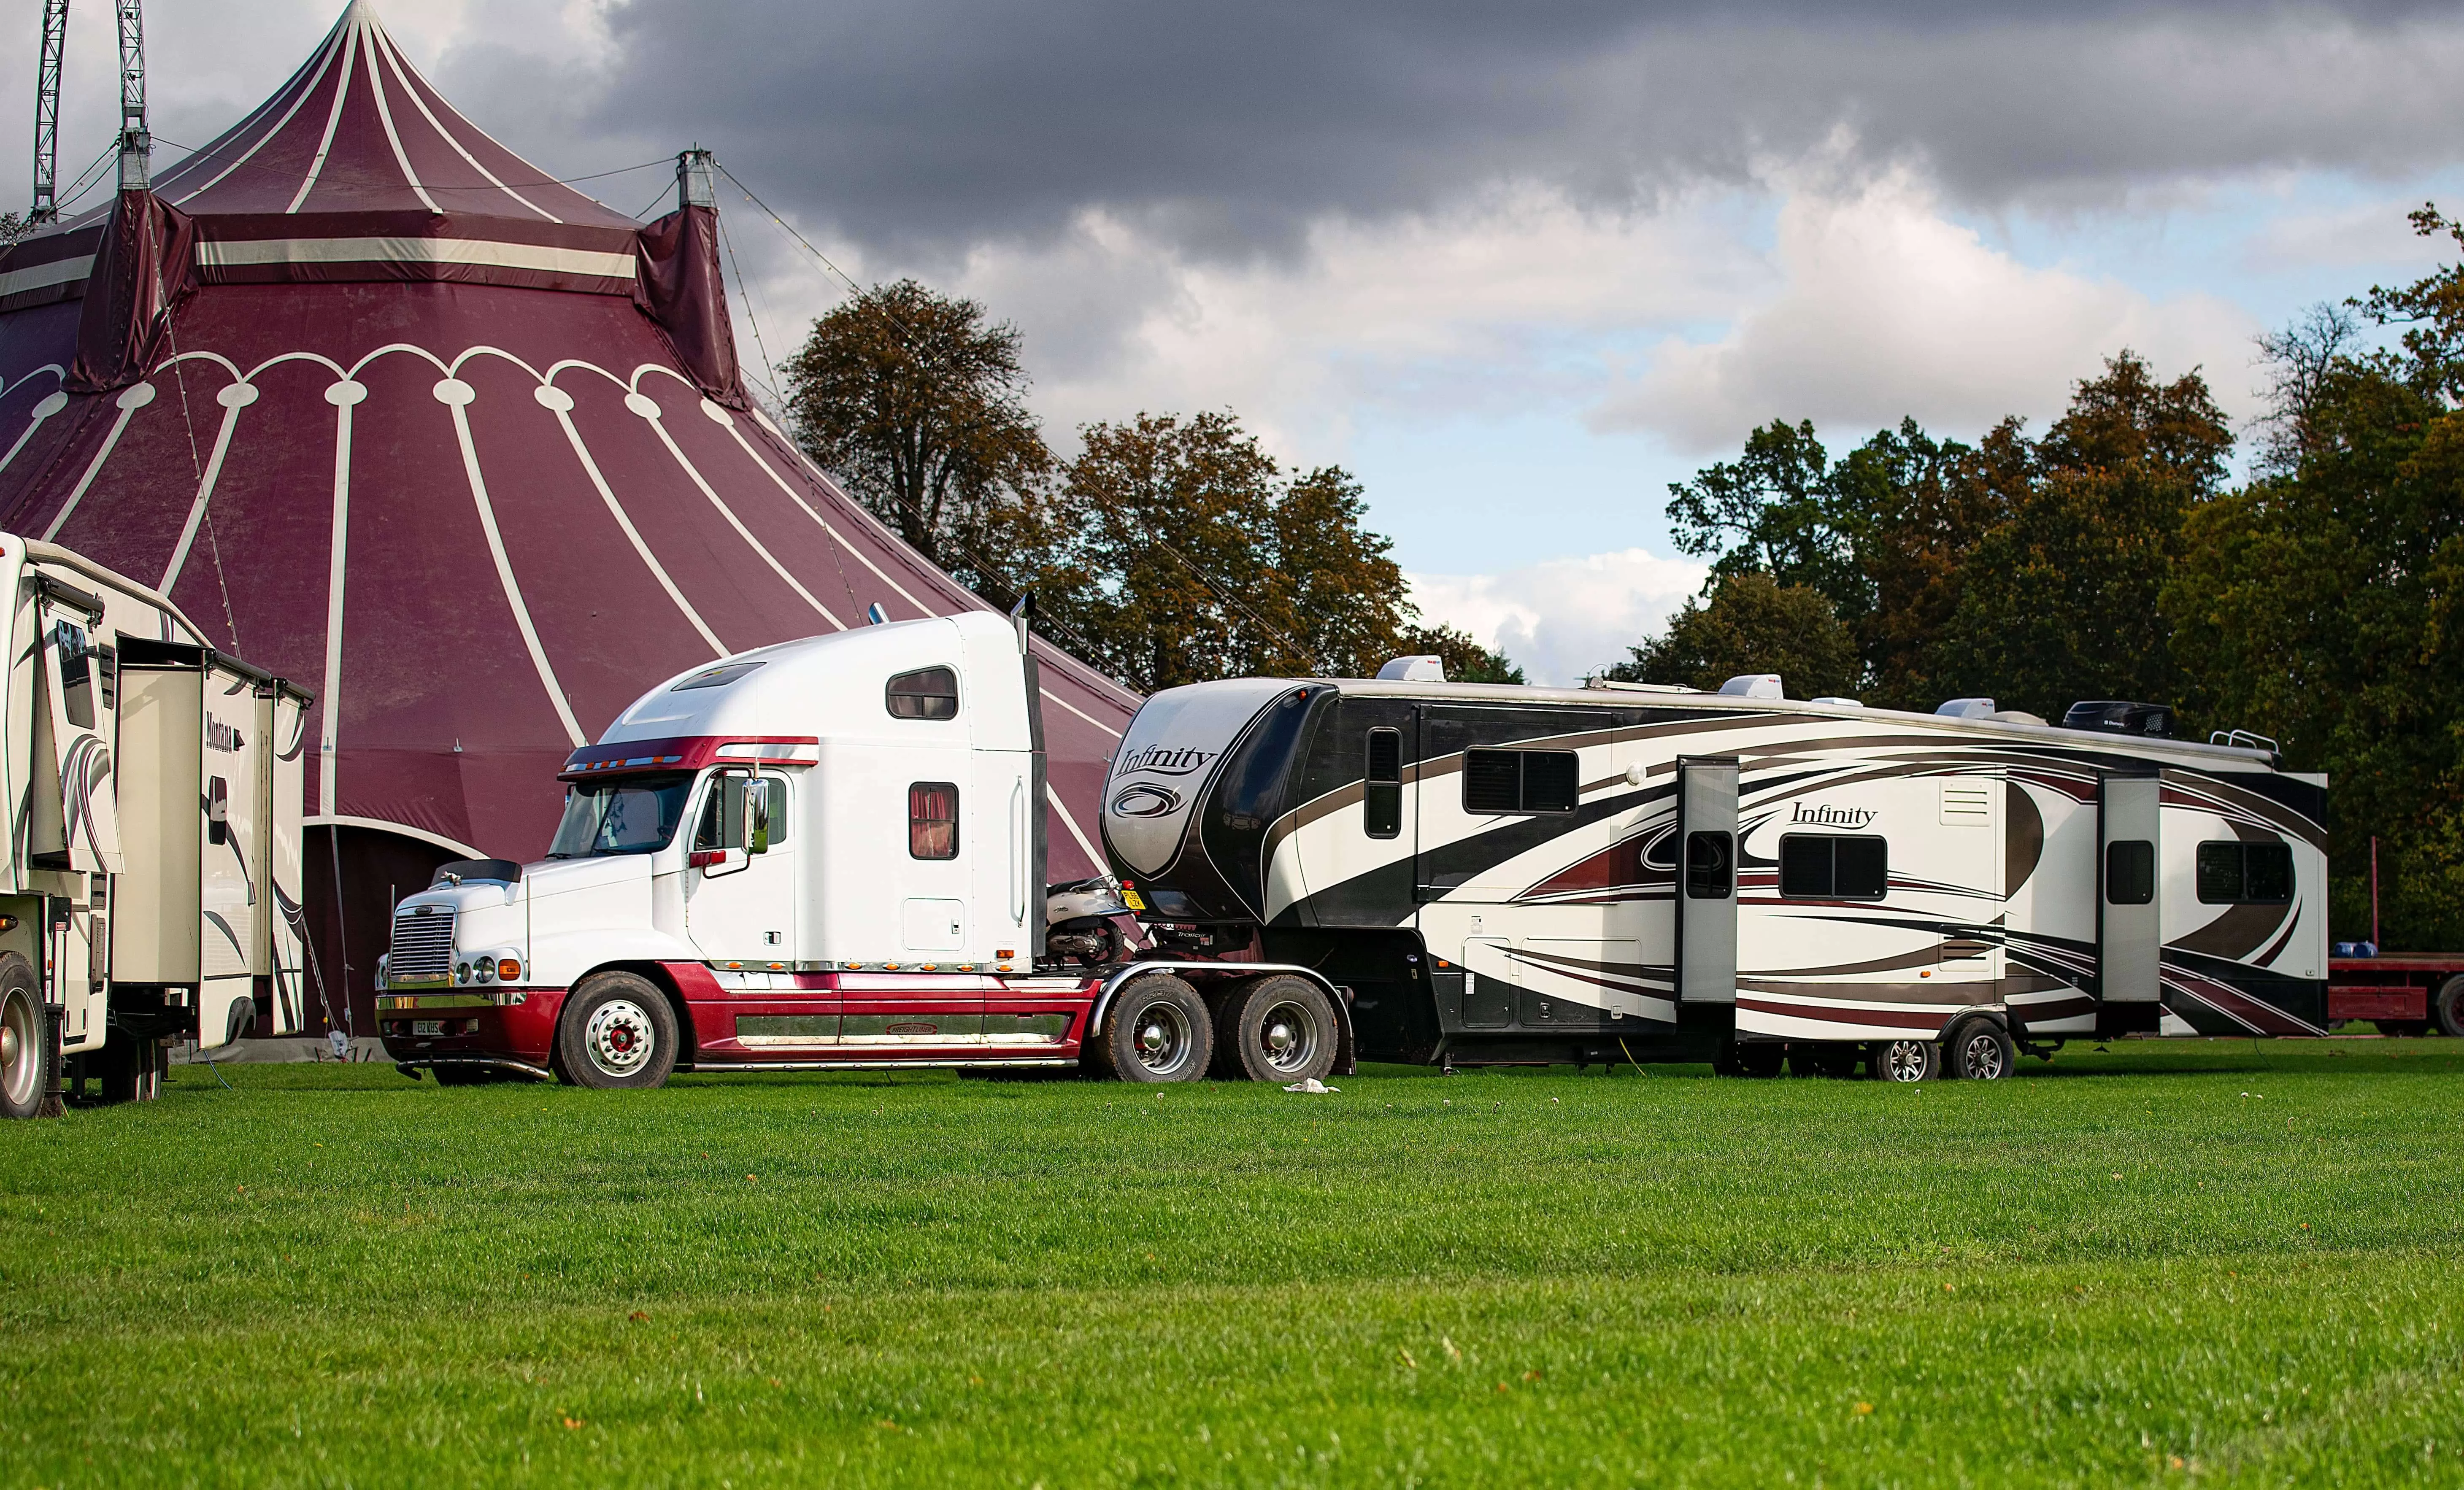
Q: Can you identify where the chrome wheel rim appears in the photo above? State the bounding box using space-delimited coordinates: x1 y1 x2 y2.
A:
0 989 35 1108
585 998 656 1078
1881 1040 1928 1082
1257 999 1321 1075
1962 1031 2006 1080
1130 999 1191 1076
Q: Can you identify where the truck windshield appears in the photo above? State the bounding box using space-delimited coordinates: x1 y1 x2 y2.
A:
546 772 694 858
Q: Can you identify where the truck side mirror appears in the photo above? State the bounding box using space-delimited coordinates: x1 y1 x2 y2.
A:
744 777 770 855
206 777 229 845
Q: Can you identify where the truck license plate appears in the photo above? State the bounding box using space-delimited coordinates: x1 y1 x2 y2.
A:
413 1020 444 1036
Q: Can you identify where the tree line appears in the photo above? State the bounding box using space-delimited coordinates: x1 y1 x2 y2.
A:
783 210 2462 947
781 280 1520 691
1612 208 2464 948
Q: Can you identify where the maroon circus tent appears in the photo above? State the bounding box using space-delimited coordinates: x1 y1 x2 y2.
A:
0 0 1137 1037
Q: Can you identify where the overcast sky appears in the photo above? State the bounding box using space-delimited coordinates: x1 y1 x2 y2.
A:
14 0 2464 681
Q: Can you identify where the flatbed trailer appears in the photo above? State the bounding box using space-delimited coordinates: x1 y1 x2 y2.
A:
2326 956 2464 1036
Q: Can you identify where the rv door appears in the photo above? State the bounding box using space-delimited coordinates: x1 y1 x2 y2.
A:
2098 773 2162 1002
34 591 124 873
1675 757 1739 1004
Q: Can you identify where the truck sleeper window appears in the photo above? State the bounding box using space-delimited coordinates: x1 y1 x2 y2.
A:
547 772 693 858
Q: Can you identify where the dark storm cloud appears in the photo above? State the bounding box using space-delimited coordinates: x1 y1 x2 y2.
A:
575 0 2464 254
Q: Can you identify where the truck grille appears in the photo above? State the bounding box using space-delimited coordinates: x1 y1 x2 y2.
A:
389 910 456 984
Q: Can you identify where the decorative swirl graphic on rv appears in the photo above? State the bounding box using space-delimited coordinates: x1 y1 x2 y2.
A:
61 734 112 864
1110 784 1183 818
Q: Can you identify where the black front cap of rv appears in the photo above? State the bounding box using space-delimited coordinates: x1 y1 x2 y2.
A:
1128 684 1331 926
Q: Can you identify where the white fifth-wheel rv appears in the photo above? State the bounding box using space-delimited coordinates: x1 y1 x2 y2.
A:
1102 669 2329 1080
0 535 311 1118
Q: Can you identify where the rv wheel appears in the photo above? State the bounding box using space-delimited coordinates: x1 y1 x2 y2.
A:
2436 976 2464 1039
0 954 48 1120
554 972 679 1090
1100 974 1211 1083
1943 1018 2013 1081
1872 1039 1939 1082
1221 975 1339 1084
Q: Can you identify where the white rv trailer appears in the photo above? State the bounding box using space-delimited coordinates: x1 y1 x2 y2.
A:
0 535 311 1117
1100 673 2331 1079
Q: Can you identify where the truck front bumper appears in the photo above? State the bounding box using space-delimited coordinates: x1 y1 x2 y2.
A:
376 988 565 1072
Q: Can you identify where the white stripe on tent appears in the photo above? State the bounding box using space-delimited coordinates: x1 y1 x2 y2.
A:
1047 783 1104 869
361 33 441 214
1040 686 1124 740
0 255 93 297
42 382 156 541
712 414 928 620
175 17 349 206
286 27 362 214
440 383 587 746
372 27 560 225
640 407 846 629
544 397 729 656
197 237 636 279
0 372 68 476
159 386 254 593
320 381 359 816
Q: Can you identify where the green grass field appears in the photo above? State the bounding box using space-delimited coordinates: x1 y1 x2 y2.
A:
4 1039 2462 1487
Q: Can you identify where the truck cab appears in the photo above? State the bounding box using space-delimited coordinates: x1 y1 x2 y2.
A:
380 613 1054 1082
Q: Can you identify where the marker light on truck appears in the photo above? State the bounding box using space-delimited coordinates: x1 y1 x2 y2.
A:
497 959 521 980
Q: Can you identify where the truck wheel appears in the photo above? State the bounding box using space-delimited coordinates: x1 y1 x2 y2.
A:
2437 977 2464 1039
1220 974 1339 1083
1100 974 1211 1083
1943 1017 2012 1081
0 954 49 1120
554 972 678 1090
1872 1039 1939 1082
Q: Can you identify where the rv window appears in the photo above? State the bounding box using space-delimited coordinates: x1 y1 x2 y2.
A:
887 667 960 720
2197 840 2291 904
1461 748 1580 814
1778 834 1889 900
51 620 93 729
1685 831 1733 899
1364 729 1402 839
2105 840 2156 905
910 782 959 859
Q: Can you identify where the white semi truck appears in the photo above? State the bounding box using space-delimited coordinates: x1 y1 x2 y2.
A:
0 535 311 1118
376 611 1356 1088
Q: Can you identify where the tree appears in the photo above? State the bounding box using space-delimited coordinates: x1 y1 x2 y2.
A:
1926 353 2232 719
1601 572 1858 698
2170 223 2464 947
1665 418 1868 625
1027 411 1416 691
781 280 1052 580
1398 621 1524 684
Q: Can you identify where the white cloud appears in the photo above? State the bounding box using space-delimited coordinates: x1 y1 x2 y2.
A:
1591 165 2261 451
1409 549 1709 687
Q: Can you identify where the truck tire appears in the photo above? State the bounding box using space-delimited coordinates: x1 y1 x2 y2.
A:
0 954 49 1119
554 972 678 1090
1218 974 1339 1084
1943 1016 2013 1081
1098 974 1210 1083
2434 977 2464 1039
1872 1039 1939 1082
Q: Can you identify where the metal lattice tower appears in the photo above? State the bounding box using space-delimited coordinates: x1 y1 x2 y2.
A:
115 0 147 192
31 0 69 222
